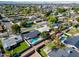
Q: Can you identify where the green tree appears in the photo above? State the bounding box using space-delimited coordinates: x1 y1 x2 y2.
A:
73 24 79 28
0 15 3 19
20 21 29 28
0 40 2 48
45 10 52 17
57 8 67 13
48 16 58 23
40 31 50 39
76 17 79 22
72 7 79 13
11 24 21 34
53 36 61 47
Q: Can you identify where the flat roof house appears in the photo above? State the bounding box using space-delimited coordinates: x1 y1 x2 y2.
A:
22 30 40 39
1 35 22 50
48 47 79 57
35 25 50 33
64 36 79 48
34 18 43 23
37 21 48 26
52 23 61 29
22 30 41 44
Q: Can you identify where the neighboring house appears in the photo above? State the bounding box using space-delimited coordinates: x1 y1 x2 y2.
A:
26 15 37 20
1 35 23 50
48 47 79 57
35 25 50 33
37 21 48 27
58 17 66 22
34 18 43 23
2 19 12 34
52 23 61 29
22 30 40 39
57 13 63 17
64 36 79 48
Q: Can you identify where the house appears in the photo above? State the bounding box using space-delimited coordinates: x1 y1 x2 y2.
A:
34 18 43 23
22 30 40 39
26 15 37 20
58 17 67 22
35 25 50 33
22 30 41 44
37 21 48 26
1 35 23 50
52 23 61 29
48 47 79 57
64 36 79 48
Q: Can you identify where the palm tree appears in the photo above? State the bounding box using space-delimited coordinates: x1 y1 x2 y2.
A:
53 36 61 47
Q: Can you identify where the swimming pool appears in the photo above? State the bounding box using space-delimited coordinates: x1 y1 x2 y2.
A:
28 37 40 44
60 35 67 41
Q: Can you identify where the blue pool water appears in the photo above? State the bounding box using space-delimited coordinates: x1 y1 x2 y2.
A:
61 37 66 40
60 35 67 41
31 38 39 44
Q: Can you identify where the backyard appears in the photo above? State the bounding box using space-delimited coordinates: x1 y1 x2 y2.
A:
4 41 29 56
38 42 56 57
39 48 47 57
67 27 79 35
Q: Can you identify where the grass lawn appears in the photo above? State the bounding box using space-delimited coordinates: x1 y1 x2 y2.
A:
39 48 47 57
45 42 56 49
4 41 29 56
67 28 79 35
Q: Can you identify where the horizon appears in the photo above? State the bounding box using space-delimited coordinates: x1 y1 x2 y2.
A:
0 1 79 4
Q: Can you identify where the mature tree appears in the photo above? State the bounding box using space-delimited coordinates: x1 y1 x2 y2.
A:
11 24 21 34
20 21 29 28
53 36 61 47
54 11 58 15
0 40 2 48
57 8 67 13
40 31 50 39
76 17 79 22
72 7 79 13
74 24 79 28
59 24 67 31
48 16 58 23
50 33 56 40
0 15 3 19
0 22 5 33
45 10 52 17
0 40 4 53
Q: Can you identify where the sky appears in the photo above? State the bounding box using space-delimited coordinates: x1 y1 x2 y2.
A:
0 0 79 4
0 0 78 2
